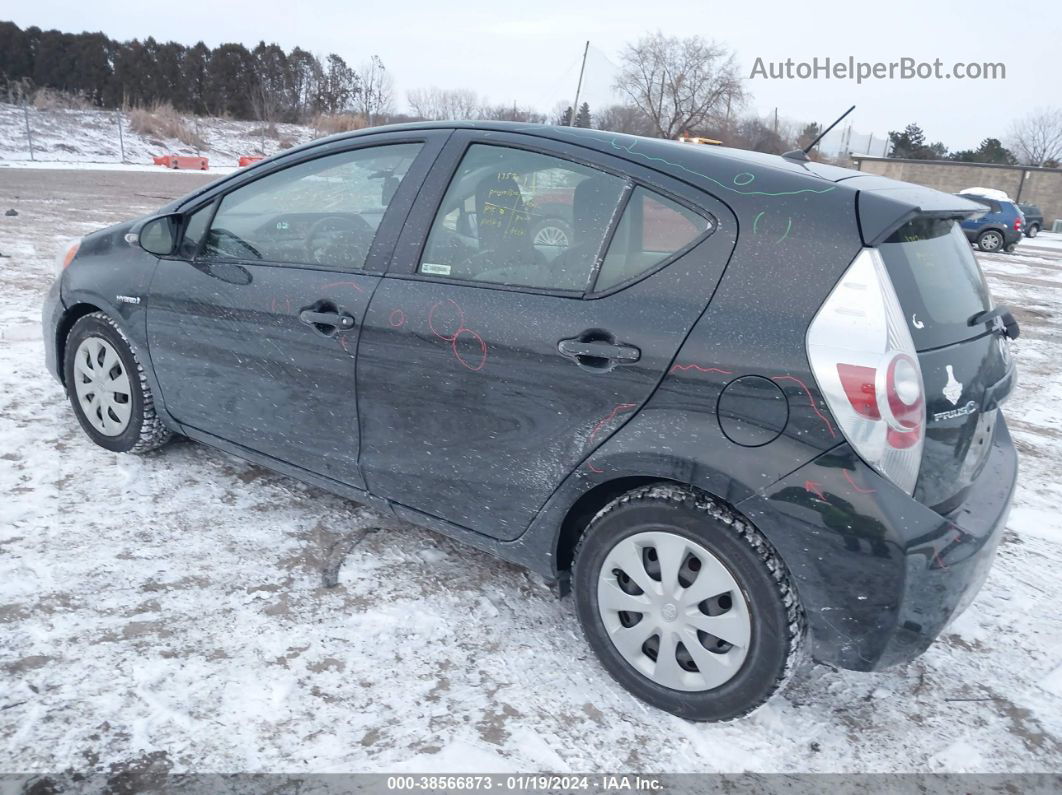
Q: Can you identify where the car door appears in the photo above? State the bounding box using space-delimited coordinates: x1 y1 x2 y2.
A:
356 131 737 540
146 132 447 488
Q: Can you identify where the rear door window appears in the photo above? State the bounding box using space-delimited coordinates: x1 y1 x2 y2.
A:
418 143 627 291
878 217 992 350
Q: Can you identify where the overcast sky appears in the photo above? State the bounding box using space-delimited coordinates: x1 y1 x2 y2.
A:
8 1 1059 152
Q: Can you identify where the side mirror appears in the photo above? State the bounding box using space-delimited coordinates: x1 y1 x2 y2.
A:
138 214 181 256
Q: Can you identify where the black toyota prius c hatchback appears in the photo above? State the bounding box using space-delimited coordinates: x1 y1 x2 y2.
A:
43 122 1019 721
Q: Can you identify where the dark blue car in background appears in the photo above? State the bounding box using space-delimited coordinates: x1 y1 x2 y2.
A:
958 194 1024 253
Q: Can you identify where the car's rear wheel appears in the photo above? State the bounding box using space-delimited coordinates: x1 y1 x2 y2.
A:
1026 224 1039 238
572 484 804 722
977 229 1004 252
63 312 173 454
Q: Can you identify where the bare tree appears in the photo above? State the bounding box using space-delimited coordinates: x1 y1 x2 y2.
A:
357 55 394 126
407 86 479 120
614 32 744 139
595 103 654 136
478 102 545 124
1009 107 1062 166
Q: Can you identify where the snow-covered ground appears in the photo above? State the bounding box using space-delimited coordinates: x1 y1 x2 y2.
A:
0 103 316 170
1 169 1060 776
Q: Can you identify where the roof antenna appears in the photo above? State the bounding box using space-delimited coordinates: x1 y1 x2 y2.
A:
782 105 856 162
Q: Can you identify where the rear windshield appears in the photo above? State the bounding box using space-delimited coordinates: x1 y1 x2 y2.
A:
879 217 992 350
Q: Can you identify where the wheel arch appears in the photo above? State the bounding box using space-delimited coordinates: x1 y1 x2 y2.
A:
552 475 756 579
54 302 105 386
55 299 176 430
554 476 676 574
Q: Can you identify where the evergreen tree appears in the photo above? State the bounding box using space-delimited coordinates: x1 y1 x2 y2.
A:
574 101 591 128
154 41 186 107
887 123 948 159
251 42 289 121
205 43 255 118
950 137 1017 165
320 53 358 115
182 42 211 116
0 22 33 87
71 32 113 105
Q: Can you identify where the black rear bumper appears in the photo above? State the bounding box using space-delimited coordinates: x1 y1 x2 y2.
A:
738 417 1017 671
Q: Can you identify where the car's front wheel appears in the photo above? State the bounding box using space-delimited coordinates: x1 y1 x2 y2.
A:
573 484 804 721
977 229 1004 252
63 312 173 454
1026 224 1039 238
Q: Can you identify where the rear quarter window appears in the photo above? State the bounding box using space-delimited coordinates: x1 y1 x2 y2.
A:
594 187 711 292
878 217 992 350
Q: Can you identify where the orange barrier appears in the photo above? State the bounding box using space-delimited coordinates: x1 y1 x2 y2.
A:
238 155 265 167
152 154 209 170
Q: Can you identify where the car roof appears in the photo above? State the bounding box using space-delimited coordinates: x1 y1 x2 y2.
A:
167 120 985 246
961 193 1019 208
297 120 868 187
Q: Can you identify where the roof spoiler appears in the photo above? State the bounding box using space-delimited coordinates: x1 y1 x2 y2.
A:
850 178 988 245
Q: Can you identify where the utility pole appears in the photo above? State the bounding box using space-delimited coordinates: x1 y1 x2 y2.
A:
569 40 590 127
23 101 35 161
115 110 126 163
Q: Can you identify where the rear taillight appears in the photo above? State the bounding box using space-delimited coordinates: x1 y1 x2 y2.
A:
1014 218 1022 231
807 248 926 494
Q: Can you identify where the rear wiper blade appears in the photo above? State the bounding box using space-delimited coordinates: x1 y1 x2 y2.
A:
968 305 1020 339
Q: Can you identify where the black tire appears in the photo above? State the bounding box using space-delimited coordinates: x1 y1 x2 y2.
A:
976 229 1004 252
1026 224 1039 238
63 312 173 454
573 484 804 722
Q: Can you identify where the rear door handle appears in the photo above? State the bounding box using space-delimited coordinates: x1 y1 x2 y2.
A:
558 336 641 369
299 308 356 333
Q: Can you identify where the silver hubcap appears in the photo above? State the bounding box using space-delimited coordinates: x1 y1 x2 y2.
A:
533 225 569 247
73 337 133 436
597 531 751 691
982 232 1002 251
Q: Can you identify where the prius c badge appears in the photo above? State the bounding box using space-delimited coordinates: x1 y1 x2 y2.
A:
943 365 963 406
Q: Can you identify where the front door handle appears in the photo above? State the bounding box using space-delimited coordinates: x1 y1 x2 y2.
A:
558 334 641 370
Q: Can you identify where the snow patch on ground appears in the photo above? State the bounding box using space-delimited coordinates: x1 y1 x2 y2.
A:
0 102 317 170
0 160 240 176
1018 232 1062 252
